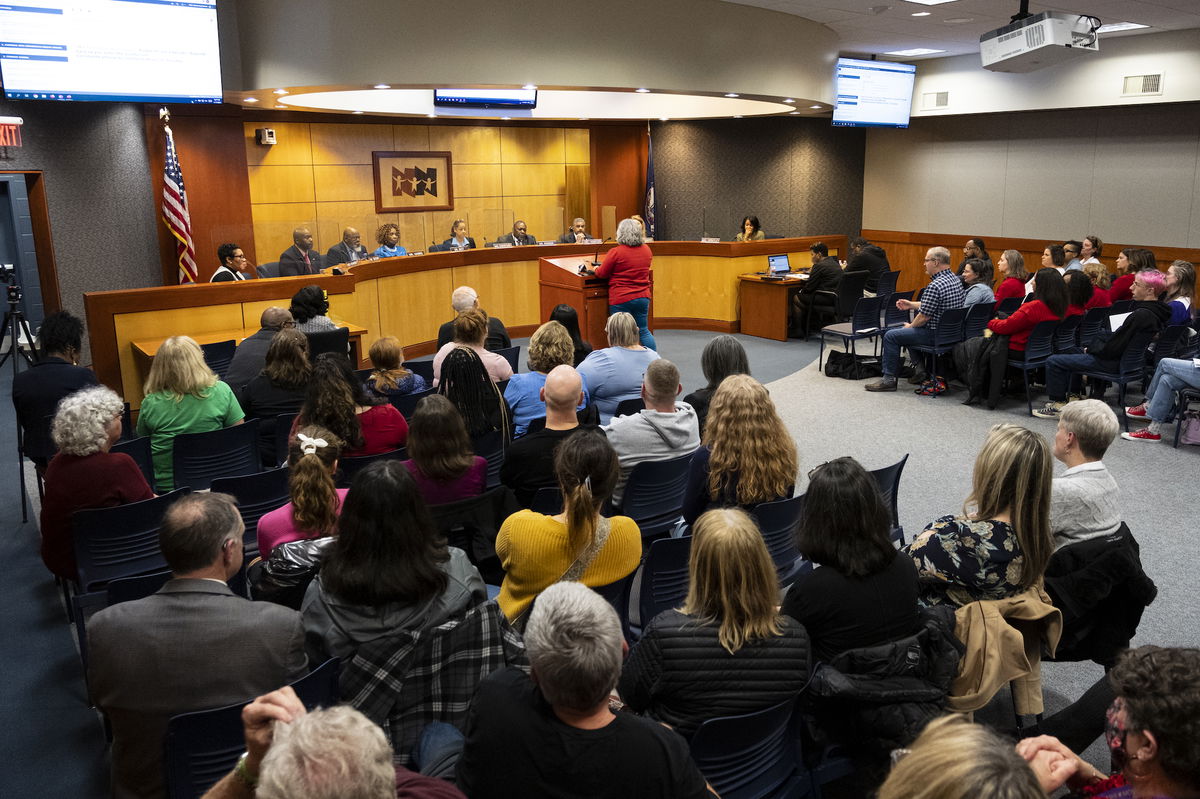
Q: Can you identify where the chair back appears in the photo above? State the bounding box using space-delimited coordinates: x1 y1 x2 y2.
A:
172 419 262 491
471 429 505 489
428 486 519 584
106 569 172 607
689 699 811 799
210 467 291 560
883 290 914 328
1079 307 1110 349
1110 299 1134 315
1114 329 1156 379
402 359 435 384
619 453 694 540
272 412 298 467
594 569 637 642
929 306 968 349
19 412 57 462
199 339 236 381
749 495 805 583
833 270 870 318
121 402 135 441
874 270 899 297
1150 325 1189 364
847 295 883 333
354 366 374 383
494 345 520 373
389 387 436 420
963 302 996 339
1018 319 1058 365
638 536 693 630
530 486 563 514
304 327 350 362
164 658 340 799
72 488 191 592
336 448 406 489
255 261 280 279
868 454 908 530
1053 314 1083 353
613 397 645 417
995 296 1023 315
111 435 156 488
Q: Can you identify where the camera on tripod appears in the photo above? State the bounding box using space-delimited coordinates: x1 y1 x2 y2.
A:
0 264 20 305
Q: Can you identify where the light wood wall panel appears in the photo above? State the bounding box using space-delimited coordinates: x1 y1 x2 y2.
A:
652 252 810 321
501 128 565 164
249 165 316 204
250 202 317 266
312 165 374 202
314 200 395 251
428 126 501 163
507 197 566 239
244 122 313 167
453 261 541 328
454 164 504 198
501 163 566 196
393 125 432 150
565 128 590 164
377 270 457 345
310 124 393 164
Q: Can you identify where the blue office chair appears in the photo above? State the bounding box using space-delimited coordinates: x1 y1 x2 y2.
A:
199 339 236 381
1053 314 1083 353
111 435 155 489
304 327 350 362
906 306 969 396
211 467 291 560
172 419 262 491
1006 319 1059 416
72 488 192 594
818 295 884 377
689 698 813 799
336 448 406 489
163 658 341 799
634 536 692 637
874 270 899 298
867 453 909 546
389 387 436 420
530 486 563 514
495 345 521 373
1070 329 1156 431
1078 306 1110 350
882 290 914 329
255 261 280 279
962 301 996 340
402 359 435 385
995 296 1023 316
749 495 808 587
471 430 505 489
618 453 693 542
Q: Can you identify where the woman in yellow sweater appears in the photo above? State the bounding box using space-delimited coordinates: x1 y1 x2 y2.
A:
495 428 641 623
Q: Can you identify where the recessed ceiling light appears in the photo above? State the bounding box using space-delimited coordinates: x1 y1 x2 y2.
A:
500 116 511 120
352 110 364 115
943 17 973 24
244 97 258 103
273 88 288 95
911 11 931 16
884 47 946 56
810 104 823 109
373 84 391 89
659 116 669 121
635 88 651 93
789 111 800 115
427 113 437 118
1097 21 1149 33
724 92 739 97
522 84 537 90
733 115 743 119
783 98 795 103
579 117 589 121
903 0 958 5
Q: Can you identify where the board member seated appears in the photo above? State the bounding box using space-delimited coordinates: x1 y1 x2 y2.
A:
443 219 476 250
372 222 407 258
325 227 368 267
734 215 764 241
496 220 536 246
210 243 250 282
279 227 323 276
557 217 590 244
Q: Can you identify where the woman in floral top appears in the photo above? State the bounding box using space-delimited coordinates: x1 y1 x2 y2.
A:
904 423 1054 608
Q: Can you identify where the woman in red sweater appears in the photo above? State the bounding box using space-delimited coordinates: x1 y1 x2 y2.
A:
294 353 408 457
1063 270 1093 317
1108 248 1156 302
595 218 655 350
987 267 1068 352
993 249 1028 302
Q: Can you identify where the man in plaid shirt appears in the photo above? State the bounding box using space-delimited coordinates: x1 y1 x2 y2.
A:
866 246 965 392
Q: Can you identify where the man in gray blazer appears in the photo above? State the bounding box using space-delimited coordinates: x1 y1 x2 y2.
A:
88 492 306 799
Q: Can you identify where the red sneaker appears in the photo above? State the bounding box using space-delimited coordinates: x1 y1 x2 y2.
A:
1121 428 1161 442
1126 405 1148 418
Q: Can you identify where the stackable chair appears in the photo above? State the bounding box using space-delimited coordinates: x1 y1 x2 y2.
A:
962 302 996 340
471 430 505 489
868 454 909 546
617 453 693 542
390 387 436 420
749 495 808 587
210 467 291 560
689 699 814 799
632 536 693 638
906 307 969 396
172 420 262 491
1053 314 1082 353
304 327 350 362
335 448 406 489
402 359 435 385
198 340 236 381
818 295 885 378
1070 329 1156 431
495 345 521 373
1005 319 1058 416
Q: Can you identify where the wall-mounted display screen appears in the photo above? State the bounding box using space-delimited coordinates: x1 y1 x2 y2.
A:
0 0 222 103
434 88 538 110
831 58 916 129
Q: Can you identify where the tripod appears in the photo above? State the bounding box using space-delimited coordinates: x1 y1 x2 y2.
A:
3 279 40 522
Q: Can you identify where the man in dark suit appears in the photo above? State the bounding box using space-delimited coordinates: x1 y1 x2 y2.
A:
556 217 589 244
88 492 306 799
791 241 845 335
278 226 323 276
436 285 511 352
325 226 369 267
496 220 536 247
223 306 294 391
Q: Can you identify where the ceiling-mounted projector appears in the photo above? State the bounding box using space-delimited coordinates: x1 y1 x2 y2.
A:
981 11 1100 73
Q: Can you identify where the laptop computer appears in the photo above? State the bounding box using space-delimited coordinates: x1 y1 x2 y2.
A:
761 253 791 279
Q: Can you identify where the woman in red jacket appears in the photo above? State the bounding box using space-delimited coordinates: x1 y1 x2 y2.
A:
1108 248 1156 302
993 249 1028 302
595 218 655 350
987 267 1068 352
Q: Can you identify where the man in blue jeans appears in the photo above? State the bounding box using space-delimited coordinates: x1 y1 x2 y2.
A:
1121 357 1200 442
866 247 965 392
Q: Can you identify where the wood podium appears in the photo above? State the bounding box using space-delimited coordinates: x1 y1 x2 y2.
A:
538 254 610 348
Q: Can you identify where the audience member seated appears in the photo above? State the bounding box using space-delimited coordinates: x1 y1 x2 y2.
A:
137 335 244 490
224 306 294 392
618 508 811 738
556 217 590 244
989 266 1068 353
550 303 592 366
496 219 535 247
1018 646 1200 799
237 328 310 459
88 492 306 799
1024 244 1066 294
1165 259 1195 325
302 461 486 663
1041 400 1122 550
961 257 996 306
362 336 427 400
1080 234 1103 267
680 374 794 526
436 286 510 352
200 686 465 799
452 582 713 798
783 457 920 664
1123 355 1200 443
278 226 322 277
257 426 346 559
577 311 661 424
734 215 764 242
495 429 640 625
604 359 700 508
402 394 488 506
295 353 407 457
437 346 512 441
879 715 1045 799
40 386 154 581
844 235 891 295
11 310 97 470
442 219 476 250
904 423 1053 607
209 242 250 282
325 226 368 267
681 334 750 436
432 309 514 386
1063 239 1084 272
994 249 1029 302
1082 261 1113 305
1035 270 1169 419
959 238 994 276
595 218 656 350
791 241 844 335
500 365 588 506
1109 247 1156 302
504 321 590 437
372 222 407 259
289 284 337 334
1063 268 1094 316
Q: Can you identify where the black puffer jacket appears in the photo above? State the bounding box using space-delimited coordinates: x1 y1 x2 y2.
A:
618 609 811 738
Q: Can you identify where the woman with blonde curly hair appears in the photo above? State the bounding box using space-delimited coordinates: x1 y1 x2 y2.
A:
618 508 810 738
257 425 346 558
904 423 1053 607
680 374 797 526
372 222 406 258
137 335 244 490
503 320 591 437
41 386 154 579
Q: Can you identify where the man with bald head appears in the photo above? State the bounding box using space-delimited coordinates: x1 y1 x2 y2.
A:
278 226 323 277
325 226 368 267
224 306 294 391
557 218 590 244
501 364 591 506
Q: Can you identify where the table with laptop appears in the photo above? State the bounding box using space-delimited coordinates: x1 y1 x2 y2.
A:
738 253 810 341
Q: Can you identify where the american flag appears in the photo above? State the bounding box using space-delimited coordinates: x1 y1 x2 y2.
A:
162 125 199 284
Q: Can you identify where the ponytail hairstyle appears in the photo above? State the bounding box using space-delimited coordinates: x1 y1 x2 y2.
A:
367 336 412 393
287 425 344 537
553 428 619 559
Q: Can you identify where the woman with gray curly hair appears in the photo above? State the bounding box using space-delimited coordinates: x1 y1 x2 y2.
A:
595 218 656 350
40 385 154 580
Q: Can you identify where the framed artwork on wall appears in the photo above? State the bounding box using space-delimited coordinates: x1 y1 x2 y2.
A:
372 150 454 213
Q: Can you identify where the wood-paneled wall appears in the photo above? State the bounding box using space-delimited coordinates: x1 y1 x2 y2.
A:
244 122 592 262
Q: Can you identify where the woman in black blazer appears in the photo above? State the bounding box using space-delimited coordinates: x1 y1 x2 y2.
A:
442 219 477 250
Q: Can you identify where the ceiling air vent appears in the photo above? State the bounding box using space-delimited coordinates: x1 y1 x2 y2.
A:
922 91 949 110
1122 73 1163 97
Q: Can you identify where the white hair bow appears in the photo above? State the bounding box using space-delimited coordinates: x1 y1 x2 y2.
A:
297 432 328 456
